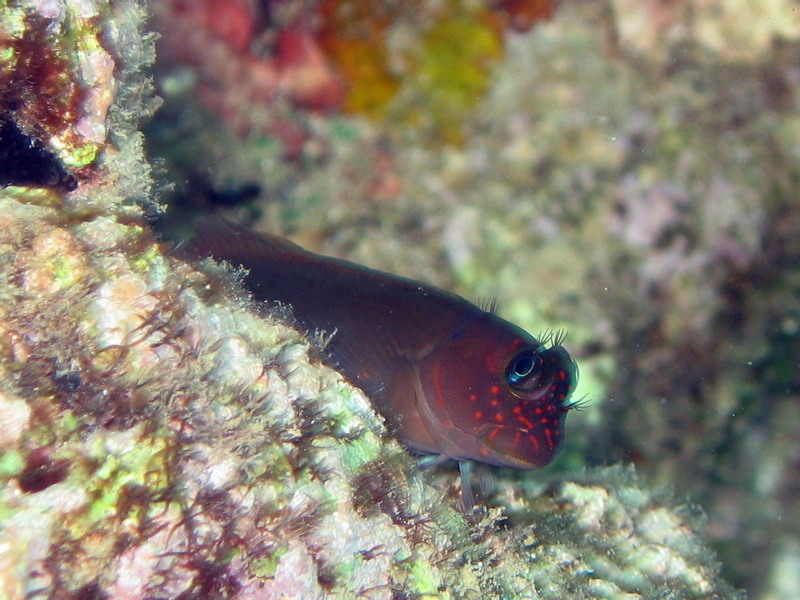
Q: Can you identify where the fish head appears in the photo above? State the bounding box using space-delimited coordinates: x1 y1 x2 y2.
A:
415 316 579 469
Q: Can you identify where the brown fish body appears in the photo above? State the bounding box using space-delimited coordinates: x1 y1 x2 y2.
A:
190 221 578 469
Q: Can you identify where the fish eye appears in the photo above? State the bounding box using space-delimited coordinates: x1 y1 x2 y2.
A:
510 355 536 380
506 351 549 395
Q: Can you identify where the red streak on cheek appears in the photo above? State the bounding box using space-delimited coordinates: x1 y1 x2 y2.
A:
528 434 540 451
433 362 446 410
544 428 555 449
519 415 535 429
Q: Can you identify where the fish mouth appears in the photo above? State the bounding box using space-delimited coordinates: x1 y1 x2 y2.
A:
475 424 549 469
486 448 541 469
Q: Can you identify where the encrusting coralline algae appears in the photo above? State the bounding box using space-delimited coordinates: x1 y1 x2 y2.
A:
0 0 758 598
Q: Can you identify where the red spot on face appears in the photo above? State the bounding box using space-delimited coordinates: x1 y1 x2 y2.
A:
490 385 500 395
519 415 535 430
512 405 522 414
474 411 484 420
495 413 504 422
469 393 477 401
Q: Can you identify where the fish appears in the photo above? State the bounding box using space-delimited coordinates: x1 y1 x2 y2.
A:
187 220 579 490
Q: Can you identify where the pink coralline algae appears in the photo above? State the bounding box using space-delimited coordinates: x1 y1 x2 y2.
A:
153 0 344 130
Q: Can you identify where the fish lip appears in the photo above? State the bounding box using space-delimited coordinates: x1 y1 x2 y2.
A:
486 446 542 469
489 450 541 469
475 423 543 469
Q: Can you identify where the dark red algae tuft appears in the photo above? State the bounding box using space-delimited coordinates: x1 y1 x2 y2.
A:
0 13 86 142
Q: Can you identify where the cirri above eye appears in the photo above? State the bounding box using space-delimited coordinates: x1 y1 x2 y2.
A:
506 351 551 396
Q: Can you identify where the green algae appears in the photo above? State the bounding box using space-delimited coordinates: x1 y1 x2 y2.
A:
408 14 502 142
82 432 170 523
0 452 24 479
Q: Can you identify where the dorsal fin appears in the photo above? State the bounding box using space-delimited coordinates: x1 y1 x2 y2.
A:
186 218 307 262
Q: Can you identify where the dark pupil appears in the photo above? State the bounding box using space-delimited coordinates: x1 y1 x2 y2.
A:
508 354 538 385
514 356 534 377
